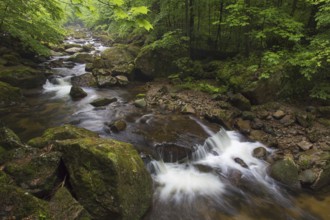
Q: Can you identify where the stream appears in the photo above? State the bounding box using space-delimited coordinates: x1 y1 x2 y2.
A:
1 34 329 220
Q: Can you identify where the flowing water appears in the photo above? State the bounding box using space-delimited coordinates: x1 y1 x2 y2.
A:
1 34 330 220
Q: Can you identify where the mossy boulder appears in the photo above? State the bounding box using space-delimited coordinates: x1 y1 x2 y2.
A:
55 138 152 220
90 97 117 107
0 65 46 89
71 73 97 87
68 53 94 63
0 81 22 107
70 86 88 100
0 126 24 150
50 187 92 220
0 171 51 219
27 124 99 148
3 148 62 197
269 157 300 189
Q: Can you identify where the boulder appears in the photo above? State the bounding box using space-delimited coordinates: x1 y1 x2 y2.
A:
0 126 24 150
204 109 238 129
297 140 313 151
115 75 129 86
108 120 127 132
253 147 268 160
228 93 251 111
65 47 84 54
85 63 93 72
134 98 147 108
55 138 152 220
90 97 117 107
299 169 317 185
50 187 92 220
269 157 300 189
68 53 94 63
96 75 117 87
0 81 22 107
70 86 87 100
235 118 251 134
27 124 99 148
0 65 46 89
71 73 97 87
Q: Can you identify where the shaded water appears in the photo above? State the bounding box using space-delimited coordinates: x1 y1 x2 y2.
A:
1 35 329 219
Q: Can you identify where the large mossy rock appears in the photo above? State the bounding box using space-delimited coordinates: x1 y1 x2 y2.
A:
269 157 300 189
71 73 97 87
50 187 92 220
27 124 99 148
55 138 153 220
0 171 51 219
0 81 22 107
0 126 24 150
93 44 139 76
68 53 94 63
0 65 46 89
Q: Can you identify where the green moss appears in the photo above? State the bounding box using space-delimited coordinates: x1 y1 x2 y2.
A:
270 158 300 188
0 81 22 106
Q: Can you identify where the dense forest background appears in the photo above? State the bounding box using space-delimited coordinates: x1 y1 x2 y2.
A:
0 0 329 102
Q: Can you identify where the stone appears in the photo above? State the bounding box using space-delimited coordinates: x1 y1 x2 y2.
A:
296 113 312 128
299 169 317 185
82 44 94 52
0 126 24 150
70 86 87 100
27 124 98 148
55 138 152 220
68 53 94 63
251 118 264 130
71 73 97 87
253 147 268 160
50 187 92 220
134 98 147 108
279 115 295 126
234 158 248 168
235 118 251 134
297 140 313 151
85 63 93 72
312 165 330 189
269 158 300 189
273 110 285 120
90 97 117 107
155 143 193 163
64 43 82 49
181 104 196 114
0 82 22 107
204 109 237 130
65 47 84 54
96 75 117 87
115 75 129 86
109 120 127 132
241 111 256 120
228 93 251 111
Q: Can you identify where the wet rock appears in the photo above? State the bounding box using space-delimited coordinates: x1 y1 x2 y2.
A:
0 65 46 89
96 75 117 87
273 110 285 120
69 86 87 100
4 149 62 197
50 187 91 220
55 138 152 220
115 75 129 86
181 104 196 114
68 53 94 63
71 73 97 87
234 157 248 168
269 157 300 189
204 109 237 129
253 147 268 160
312 165 330 189
82 44 94 52
93 68 112 76
27 124 98 148
85 63 93 71
155 143 192 163
108 120 127 132
65 47 83 54
134 98 147 108
0 126 24 150
297 140 313 151
228 93 251 111
251 118 264 130
64 43 82 49
235 119 251 134
90 97 117 107
299 169 317 185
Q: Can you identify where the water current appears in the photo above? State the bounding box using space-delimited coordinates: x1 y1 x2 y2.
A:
1 34 329 220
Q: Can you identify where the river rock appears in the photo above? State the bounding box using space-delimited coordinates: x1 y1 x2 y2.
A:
71 73 97 87
82 44 94 52
235 118 251 134
0 126 24 150
272 110 285 120
134 98 147 108
228 93 251 111
96 75 117 87
253 147 267 160
234 157 248 168
204 109 237 129
312 165 330 189
68 53 94 63
27 124 99 148
85 63 93 71
295 113 312 128
108 120 127 132
55 138 152 220
50 187 92 219
70 86 87 100
269 157 300 189
90 97 117 107
3 148 62 197
297 140 313 151
115 75 129 86
64 43 82 49
155 143 193 163
0 65 46 89
65 47 84 54
299 169 317 185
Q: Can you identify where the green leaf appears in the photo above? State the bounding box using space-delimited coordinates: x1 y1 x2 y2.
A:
114 8 129 19
109 0 124 6
130 6 149 16
136 19 153 31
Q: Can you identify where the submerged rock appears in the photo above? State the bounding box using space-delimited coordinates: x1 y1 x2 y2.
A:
55 138 152 220
70 86 87 100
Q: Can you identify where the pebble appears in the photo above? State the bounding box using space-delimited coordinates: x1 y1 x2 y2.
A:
273 110 286 120
297 140 313 151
